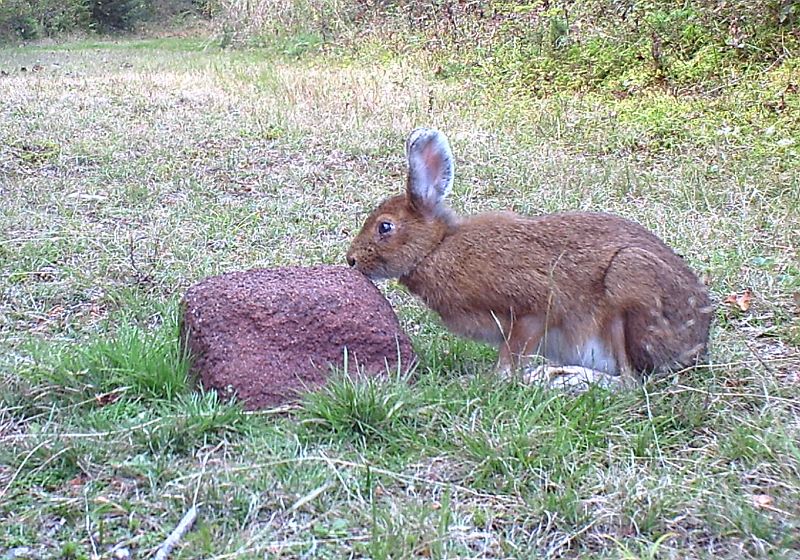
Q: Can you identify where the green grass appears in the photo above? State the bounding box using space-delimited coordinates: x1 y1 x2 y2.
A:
15 36 217 52
1 35 799 558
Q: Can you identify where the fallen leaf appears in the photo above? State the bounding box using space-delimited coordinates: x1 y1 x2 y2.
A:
724 376 747 388
792 292 800 314
68 475 85 487
95 392 121 406
724 289 753 312
752 494 774 509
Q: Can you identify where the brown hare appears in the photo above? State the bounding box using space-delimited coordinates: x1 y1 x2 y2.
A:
346 128 712 388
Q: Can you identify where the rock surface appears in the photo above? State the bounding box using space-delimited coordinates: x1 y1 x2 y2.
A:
181 265 416 409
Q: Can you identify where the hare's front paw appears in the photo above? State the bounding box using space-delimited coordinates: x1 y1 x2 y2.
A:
522 364 634 393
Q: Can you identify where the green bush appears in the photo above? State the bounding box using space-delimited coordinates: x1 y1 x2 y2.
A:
152 0 215 18
0 0 210 41
206 0 798 91
0 0 90 40
91 0 153 31
476 0 800 92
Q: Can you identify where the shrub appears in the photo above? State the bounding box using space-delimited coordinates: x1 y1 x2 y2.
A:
208 0 359 47
0 0 210 41
91 0 153 31
0 0 90 40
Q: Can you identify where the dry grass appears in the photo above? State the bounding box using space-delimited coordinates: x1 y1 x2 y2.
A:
0 38 799 558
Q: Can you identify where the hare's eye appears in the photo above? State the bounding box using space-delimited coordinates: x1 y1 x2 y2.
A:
378 221 394 235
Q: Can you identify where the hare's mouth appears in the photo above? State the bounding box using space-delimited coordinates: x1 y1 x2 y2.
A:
347 254 390 281
357 263 395 282
361 269 390 281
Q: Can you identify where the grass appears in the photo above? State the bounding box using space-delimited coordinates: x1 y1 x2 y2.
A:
0 32 799 558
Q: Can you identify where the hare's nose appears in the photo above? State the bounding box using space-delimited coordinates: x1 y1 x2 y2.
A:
346 255 356 267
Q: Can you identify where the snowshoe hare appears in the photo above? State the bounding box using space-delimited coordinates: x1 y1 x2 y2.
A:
346 128 712 386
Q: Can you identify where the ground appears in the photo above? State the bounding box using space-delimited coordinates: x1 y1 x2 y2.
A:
0 36 799 559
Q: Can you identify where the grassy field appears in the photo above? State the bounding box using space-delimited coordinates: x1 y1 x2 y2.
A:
1 35 799 559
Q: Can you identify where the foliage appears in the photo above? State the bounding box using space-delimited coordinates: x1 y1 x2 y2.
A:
91 0 153 31
470 0 797 93
0 0 90 40
209 0 800 92
0 0 211 41
208 0 357 48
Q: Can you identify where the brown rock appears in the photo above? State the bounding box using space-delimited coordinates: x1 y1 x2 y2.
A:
180 265 416 409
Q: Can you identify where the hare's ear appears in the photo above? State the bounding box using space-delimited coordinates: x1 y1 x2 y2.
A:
405 128 454 214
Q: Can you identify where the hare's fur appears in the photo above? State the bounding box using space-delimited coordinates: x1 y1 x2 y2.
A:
346 128 712 382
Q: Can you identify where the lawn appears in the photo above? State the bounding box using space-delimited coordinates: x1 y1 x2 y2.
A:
1 36 799 558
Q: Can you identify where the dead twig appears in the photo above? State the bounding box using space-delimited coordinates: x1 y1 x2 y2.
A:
154 505 198 560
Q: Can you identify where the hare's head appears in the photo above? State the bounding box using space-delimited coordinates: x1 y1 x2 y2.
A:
347 128 456 280
346 128 458 280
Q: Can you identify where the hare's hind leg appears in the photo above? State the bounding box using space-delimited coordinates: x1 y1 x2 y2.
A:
496 315 545 377
605 313 640 388
495 314 636 392
603 245 705 374
523 364 630 393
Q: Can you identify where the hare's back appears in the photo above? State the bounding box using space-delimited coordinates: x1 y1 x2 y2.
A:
452 210 683 272
425 210 702 310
